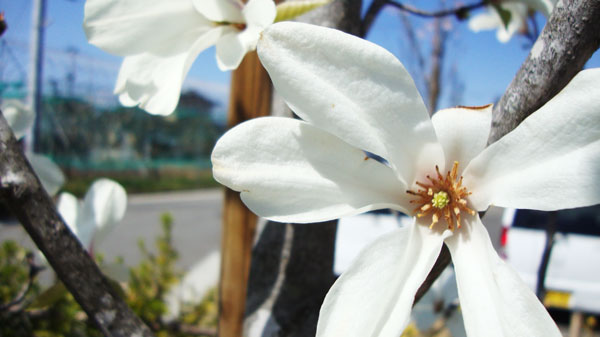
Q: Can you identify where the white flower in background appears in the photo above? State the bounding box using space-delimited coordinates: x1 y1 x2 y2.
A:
469 0 555 42
412 267 466 337
1 99 64 195
84 0 277 115
57 179 127 252
212 22 600 337
2 99 35 139
163 250 220 321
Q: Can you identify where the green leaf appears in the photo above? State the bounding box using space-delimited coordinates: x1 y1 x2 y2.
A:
492 4 512 29
275 0 332 22
27 282 68 309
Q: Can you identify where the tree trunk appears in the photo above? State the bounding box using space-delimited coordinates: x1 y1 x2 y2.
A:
243 1 362 336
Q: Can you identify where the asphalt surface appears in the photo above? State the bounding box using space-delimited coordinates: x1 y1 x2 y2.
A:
0 188 223 272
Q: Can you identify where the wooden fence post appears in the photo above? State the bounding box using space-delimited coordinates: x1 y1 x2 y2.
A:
218 51 273 337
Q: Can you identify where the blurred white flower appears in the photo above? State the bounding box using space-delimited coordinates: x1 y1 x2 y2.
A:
84 0 276 115
412 267 466 337
163 250 220 321
1 99 64 196
212 22 600 337
2 99 35 139
469 0 555 42
57 179 127 251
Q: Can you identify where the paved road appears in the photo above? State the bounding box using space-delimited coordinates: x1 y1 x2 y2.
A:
0 188 223 272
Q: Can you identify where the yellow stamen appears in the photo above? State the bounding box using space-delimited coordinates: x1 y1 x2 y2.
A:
406 161 475 231
432 191 450 209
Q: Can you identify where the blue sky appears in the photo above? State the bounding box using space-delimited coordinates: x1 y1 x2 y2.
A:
1 0 599 110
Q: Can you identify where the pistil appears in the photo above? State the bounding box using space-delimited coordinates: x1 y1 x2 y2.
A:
407 161 476 230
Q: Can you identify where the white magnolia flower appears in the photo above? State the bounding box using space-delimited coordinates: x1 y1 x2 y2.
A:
84 0 276 115
211 23 600 337
57 179 127 251
469 0 555 42
1 99 64 195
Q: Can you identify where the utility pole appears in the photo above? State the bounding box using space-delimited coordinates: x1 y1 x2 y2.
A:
26 0 46 152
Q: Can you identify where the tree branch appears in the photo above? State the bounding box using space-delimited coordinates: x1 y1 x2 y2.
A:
488 0 600 144
0 111 154 336
361 0 387 37
416 0 600 305
386 0 485 18
361 0 483 37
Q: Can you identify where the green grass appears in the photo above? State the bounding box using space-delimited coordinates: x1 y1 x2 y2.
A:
62 168 220 197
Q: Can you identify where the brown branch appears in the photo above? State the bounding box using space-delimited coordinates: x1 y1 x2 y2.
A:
414 0 600 306
386 0 485 18
361 0 387 37
0 111 154 336
427 17 449 113
0 253 42 312
361 0 483 37
399 13 426 90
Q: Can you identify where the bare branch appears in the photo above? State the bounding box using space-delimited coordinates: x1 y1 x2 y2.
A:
488 0 600 144
361 0 484 37
398 13 426 89
361 0 387 37
386 0 485 18
427 18 449 113
0 111 154 336
0 253 42 312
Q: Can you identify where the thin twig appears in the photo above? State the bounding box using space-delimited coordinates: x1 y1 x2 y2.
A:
386 0 486 18
361 0 485 37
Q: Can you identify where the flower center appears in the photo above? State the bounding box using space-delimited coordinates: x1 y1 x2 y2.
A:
406 161 475 231
432 191 449 209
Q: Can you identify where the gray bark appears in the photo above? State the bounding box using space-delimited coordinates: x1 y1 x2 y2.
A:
488 0 600 143
0 111 153 337
243 1 362 336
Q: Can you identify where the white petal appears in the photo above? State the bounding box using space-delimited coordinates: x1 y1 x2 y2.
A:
2 99 34 140
57 192 80 235
498 4 528 43
193 0 244 23
464 68 600 211
215 26 260 70
80 179 127 248
115 27 224 115
84 0 212 57
317 221 450 337
211 117 410 223
468 10 501 32
243 0 276 28
257 22 443 185
431 105 492 172
468 4 527 43
26 152 65 196
214 0 275 70
445 215 561 337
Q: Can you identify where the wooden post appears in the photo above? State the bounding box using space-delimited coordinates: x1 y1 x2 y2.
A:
569 311 583 337
218 51 272 337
